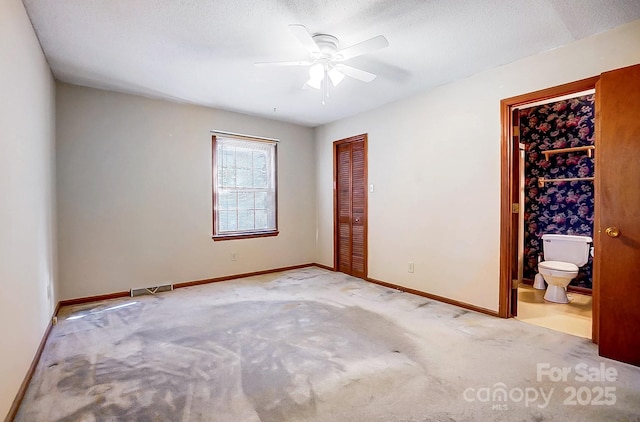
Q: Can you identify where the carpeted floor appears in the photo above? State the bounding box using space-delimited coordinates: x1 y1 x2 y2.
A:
16 268 640 421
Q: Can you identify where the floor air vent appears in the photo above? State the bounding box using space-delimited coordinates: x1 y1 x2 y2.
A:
130 284 173 297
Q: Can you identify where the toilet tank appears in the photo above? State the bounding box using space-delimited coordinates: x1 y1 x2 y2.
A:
542 234 592 267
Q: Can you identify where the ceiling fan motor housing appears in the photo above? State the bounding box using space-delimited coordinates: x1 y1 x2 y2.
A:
312 34 340 59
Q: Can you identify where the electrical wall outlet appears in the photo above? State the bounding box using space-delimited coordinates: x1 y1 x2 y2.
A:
408 262 414 273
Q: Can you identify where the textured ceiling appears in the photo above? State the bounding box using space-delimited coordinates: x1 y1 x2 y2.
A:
22 0 640 127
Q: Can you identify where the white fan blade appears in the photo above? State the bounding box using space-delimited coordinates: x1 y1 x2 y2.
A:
333 64 377 83
254 60 313 67
289 24 320 55
337 35 388 61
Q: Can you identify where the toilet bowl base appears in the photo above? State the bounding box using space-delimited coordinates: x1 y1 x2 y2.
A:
544 285 570 303
533 273 546 290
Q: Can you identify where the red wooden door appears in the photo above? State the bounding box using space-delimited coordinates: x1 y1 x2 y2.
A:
335 135 367 279
596 63 640 366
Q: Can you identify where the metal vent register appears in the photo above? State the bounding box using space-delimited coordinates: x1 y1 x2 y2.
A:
130 284 173 297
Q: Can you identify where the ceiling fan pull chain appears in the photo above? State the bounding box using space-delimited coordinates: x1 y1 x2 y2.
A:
323 67 328 105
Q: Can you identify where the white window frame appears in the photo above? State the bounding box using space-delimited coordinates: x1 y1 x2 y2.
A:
212 134 278 240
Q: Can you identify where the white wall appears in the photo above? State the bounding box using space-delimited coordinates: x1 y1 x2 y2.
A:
0 0 57 417
56 84 316 300
315 20 640 312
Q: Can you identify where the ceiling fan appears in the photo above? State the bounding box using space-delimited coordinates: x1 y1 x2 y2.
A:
255 24 389 104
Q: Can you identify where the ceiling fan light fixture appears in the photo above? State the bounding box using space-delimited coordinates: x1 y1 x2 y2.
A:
328 68 345 86
306 77 322 90
309 63 324 81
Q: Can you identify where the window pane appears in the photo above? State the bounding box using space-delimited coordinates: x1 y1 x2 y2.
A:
238 210 255 231
253 152 267 188
236 149 252 188
254 170 267 188
220 191 237 210
221 168 235 188
219 211 228 231
255 191 267 209
238 192 254 210
219 210 238 232
236 168 253 188
255 210 268 229
236 149 252 167
221 148 234 167
221 148 236 188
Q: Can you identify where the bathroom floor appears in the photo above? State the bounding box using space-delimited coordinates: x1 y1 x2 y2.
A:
516 284 592 339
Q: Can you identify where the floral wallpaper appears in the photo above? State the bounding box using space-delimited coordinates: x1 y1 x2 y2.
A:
520 94 595 290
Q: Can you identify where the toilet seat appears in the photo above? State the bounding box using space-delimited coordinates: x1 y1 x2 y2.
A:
538 261 578 277
538 261 578 271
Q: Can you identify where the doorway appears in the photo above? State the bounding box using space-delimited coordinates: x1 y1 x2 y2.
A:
333 134 368 279
500 64 640 366
513 90 596 340
499 76 599 332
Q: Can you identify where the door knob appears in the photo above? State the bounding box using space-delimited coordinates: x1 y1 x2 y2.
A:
605 227 620 238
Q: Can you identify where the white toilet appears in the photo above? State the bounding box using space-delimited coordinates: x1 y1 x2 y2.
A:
538 234 592 304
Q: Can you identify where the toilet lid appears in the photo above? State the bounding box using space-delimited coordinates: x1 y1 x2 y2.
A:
538 261 579 272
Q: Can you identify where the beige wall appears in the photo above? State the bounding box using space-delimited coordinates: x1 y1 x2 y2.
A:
315 20 640 312
56 84 316 300
4 8 640 416
0 0 57 417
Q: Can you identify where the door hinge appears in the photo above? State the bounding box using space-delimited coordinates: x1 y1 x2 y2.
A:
512 203 519 213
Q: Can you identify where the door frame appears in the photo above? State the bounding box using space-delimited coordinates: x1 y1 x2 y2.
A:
333 134 368 278
498 76 600 342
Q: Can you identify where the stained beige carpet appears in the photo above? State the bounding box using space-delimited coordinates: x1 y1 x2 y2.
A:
16 268 640 421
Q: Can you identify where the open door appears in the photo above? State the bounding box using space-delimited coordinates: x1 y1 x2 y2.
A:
510 109 521 317
596 63 640 366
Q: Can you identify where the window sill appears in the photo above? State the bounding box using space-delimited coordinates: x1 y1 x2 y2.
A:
212 231 279 241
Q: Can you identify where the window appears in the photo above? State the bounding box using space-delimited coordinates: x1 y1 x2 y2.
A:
212 134 278 240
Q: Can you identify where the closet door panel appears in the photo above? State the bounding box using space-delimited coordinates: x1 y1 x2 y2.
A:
351 140 366 278
337 143 352 274
334 135 367 279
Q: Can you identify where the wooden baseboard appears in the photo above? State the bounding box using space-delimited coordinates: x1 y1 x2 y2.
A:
57 264 321 306
567 285 592 296
312 263 335 271
307 266 498 317
58 291 130 308
366 277 499 317
521 278 534 286
174 263 315 289
4 310 57 422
